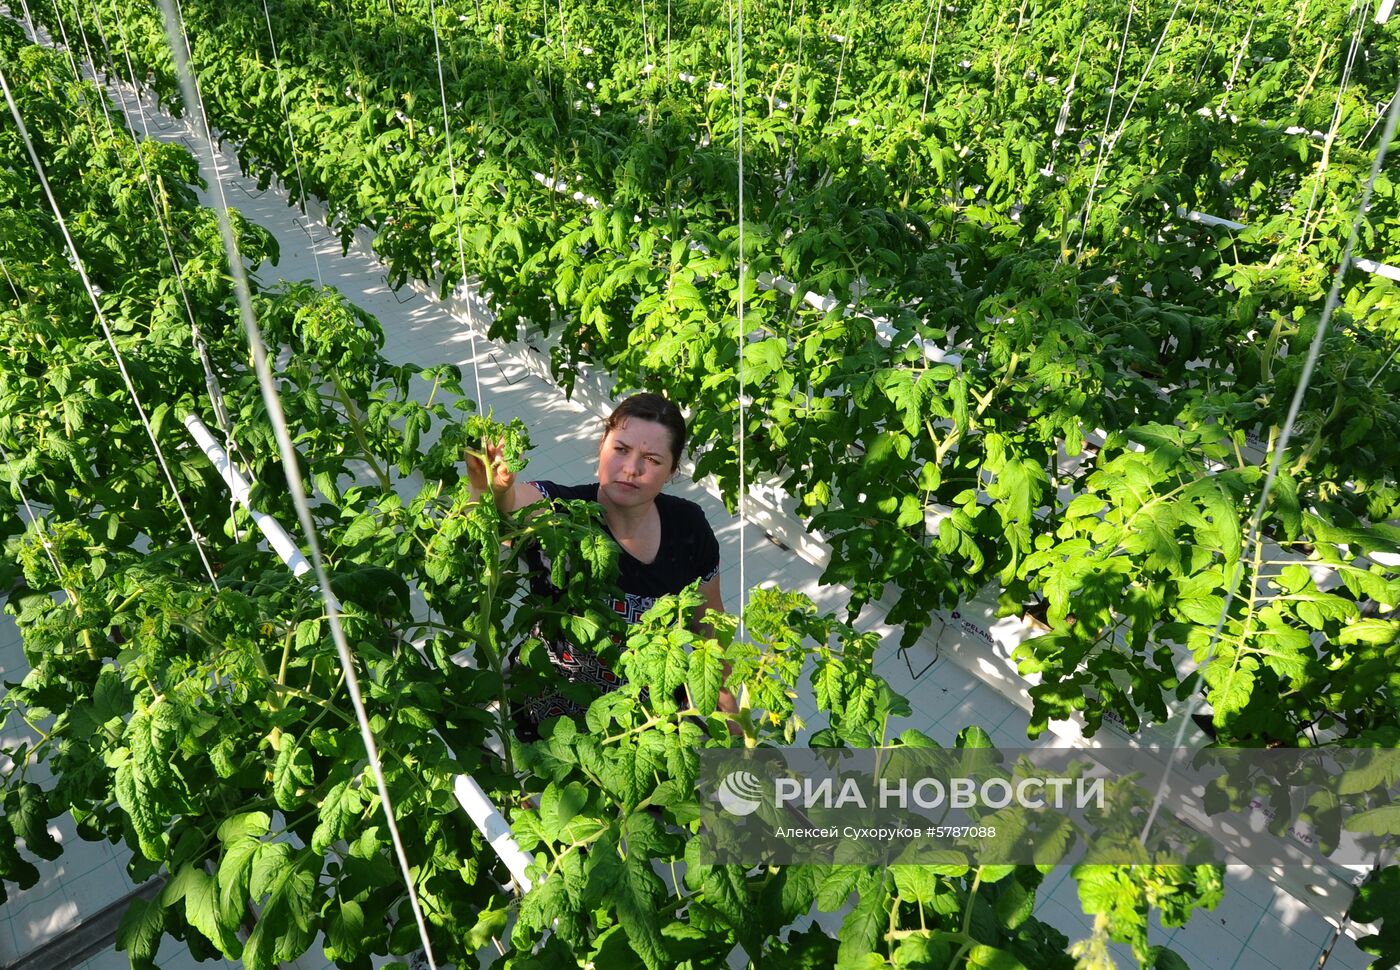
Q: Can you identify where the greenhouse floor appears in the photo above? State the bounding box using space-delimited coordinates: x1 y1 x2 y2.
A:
0 43 1383 970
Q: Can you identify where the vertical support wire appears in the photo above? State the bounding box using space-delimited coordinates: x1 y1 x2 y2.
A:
829 1 855 124
78 0 249 487
131 5 245 480
47 0 115 138
0 63 222 593
79 0 121 135
1074 0 1185 259
15 0 36 42
1140 75 1400 848
919 0 943 121
0 443 66 583
105 1 154 138
151 5 441 968
259 0 325 289
1296 0 1370 253
1190 0 1227 85
428 0 486 411
1058 0 1132 265
43 0 86 96
1220 0 1260 102
783 0 806 187
0 257 20 302
736 0 747 642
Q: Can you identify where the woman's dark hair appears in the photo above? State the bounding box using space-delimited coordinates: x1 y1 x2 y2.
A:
602 393 687 472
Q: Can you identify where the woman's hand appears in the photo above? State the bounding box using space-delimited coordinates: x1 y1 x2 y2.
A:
465 438 518 511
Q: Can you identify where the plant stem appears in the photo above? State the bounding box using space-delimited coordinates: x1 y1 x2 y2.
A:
334 377 393 492
948 866 984 967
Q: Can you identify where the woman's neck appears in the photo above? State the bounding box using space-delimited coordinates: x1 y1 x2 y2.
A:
597 491 655 536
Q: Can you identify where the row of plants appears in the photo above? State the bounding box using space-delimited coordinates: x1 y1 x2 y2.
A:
0 26 1247 970
42 0 1400 752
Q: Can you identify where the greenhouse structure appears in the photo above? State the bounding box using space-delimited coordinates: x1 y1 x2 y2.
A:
1 0 1399 967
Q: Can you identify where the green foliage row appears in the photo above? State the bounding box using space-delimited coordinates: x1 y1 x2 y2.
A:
47 0 1400 747
0 27 1228 970
6 9 1400 969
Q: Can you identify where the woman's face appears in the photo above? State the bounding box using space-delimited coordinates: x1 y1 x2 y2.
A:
597 418 676 509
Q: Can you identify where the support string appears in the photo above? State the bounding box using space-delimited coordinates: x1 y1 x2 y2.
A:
153 4 440 968
735 0 747 642
427 0 486 413
1296 0 1370 253
0 61 222 592
0 442 65 582
1075 0 1184 259
1140 73 1400 848
259 0 325 289
83 0 251 491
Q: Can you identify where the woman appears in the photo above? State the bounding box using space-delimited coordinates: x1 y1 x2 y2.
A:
466 392 733 739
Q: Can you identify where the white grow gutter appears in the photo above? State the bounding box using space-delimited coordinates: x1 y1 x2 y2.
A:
1174 207 1400 281
183 413 312 578
183 414 535 891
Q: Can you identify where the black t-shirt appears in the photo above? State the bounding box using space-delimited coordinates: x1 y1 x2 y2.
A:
526 480 720 622
509 481 720 735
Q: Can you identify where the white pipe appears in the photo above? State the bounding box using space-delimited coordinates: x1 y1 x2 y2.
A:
184 414 536 891
1177 207 1247 231
1353 258 1400 282
1175 212 1400 284
1377 0 1395 23
454 775 535 890
183 412 312 577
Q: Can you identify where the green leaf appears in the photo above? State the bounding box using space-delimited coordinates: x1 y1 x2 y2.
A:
216 813 268 925
7 784 61 861
1337 751 1400 795
836 873 887 962
249 841 293 902
615 852 667 970
1150 947 1194 970
1346 805 1400 836
1065 495 1107 519
465 897 510 952
273 742 315 810
670 277 706 312
1204 657 1255 717
540 781 590 842
183 866 242 957
312 778 364 853
325 899 365 962
1340 619 1399 646
1123 503 1182 574
956 726 994 749
815 866 865 910
295 619 322 651
114 761 165 861
743 337 786 380
687 641 725 713
891 865 936 905
245 849 317 969
894 934 950 968
116 896 165 963
967 944 1028 969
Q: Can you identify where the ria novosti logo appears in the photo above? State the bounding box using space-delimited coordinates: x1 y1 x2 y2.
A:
717 770 765 816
